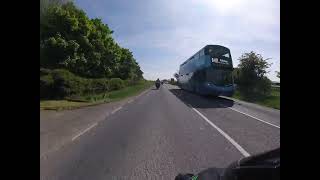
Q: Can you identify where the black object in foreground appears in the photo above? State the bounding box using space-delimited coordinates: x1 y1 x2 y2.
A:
175 147 280 180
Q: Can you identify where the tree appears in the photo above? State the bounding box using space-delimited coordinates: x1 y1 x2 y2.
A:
237 51 272 97
232 67 240 84
40 2 143 80
276 71 280 78
174 72 179 79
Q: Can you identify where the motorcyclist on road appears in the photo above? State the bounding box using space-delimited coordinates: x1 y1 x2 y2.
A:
155 78 161 89
156 78 160 84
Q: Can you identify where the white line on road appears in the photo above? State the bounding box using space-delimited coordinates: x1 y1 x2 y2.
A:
127 99 134 104
191 107 250 157
72 122 98 141
111 106 122 114
221 105 280 129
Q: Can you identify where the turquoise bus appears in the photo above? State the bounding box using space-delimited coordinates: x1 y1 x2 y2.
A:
177 45 234 96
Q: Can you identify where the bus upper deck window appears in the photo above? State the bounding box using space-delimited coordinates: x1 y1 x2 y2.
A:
222 53 230 58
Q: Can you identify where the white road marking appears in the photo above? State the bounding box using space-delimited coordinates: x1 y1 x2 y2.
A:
221 105 280 129
42 89 151 158
111 106 122 114
191 107 250 157
72 122 98 141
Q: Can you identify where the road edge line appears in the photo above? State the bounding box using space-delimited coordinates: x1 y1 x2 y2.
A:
224 106 280 129
72 122 98 141
191 107 250 157
111 106 123 114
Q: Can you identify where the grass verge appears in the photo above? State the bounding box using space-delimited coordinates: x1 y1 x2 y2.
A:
40 81 154 110
232 88 280 109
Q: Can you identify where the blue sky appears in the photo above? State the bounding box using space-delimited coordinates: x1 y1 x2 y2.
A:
74 0 280 81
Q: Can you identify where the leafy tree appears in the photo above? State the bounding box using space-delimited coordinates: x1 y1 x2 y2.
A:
237 51 272 97
40 2 143 80
174 72 179 79
232 67 240 84
276 71 280 78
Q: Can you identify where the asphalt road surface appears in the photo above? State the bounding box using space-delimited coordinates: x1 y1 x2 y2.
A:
40 84 280 180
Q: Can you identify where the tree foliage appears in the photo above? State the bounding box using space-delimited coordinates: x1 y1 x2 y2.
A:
40 2 143 80
40 68 127 99
232 67 240 84
276 71 280 78
237 52 272 97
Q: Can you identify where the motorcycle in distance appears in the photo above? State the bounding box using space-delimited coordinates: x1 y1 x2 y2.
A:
155 79 161 89
155 81 160 89
175 147 279 180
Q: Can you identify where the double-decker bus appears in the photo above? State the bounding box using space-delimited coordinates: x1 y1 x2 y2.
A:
177 45 234 96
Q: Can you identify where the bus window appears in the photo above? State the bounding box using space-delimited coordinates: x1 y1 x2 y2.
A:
222 53 230 58
195 55 205 67
200 49 204 56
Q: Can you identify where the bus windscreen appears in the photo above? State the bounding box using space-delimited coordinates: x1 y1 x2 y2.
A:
206 68 233 86
207 47 232 67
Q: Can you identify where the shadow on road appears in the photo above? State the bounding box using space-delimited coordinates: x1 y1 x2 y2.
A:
168 89 234 108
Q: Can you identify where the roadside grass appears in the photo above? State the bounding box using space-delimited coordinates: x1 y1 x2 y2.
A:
40 100 92 111
232 88 280 109
40 81 154 110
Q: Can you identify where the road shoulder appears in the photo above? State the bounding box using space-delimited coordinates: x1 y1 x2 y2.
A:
40 87 151 158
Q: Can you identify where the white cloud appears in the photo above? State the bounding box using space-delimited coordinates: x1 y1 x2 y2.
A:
110 0 280 81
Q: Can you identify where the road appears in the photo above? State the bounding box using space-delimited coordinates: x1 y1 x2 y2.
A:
40 84 280 180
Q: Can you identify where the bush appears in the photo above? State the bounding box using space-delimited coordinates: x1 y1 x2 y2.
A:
236 51 272 99
40 68 52 76
86 78 109 94
256 77 272 96
109 78 125 91
40 74 54 99
123 79 130 87
40 70 83 99
124 78 145 86
40 69 117 99
49 69 84 98
40 68 142 100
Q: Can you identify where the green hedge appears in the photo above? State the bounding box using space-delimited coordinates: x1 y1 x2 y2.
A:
83 78 109 95
40 71 55 99
40 69 126 99
109 78 124 91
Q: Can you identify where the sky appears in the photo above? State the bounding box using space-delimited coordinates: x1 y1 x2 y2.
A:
74 0 280 81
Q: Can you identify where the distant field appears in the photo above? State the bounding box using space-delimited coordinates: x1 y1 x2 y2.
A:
232 88 280 109
40 81 154 110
